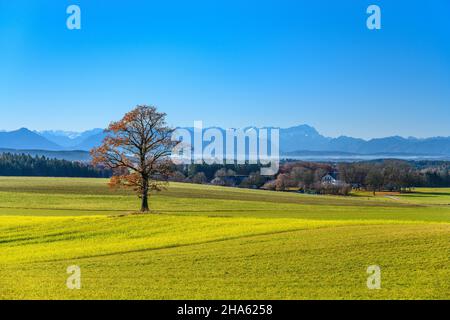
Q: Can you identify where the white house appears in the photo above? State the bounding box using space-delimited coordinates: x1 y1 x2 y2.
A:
321 174 338 185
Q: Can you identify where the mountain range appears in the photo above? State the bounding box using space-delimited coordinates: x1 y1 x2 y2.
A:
37 129 104 149
0 128 106 151
279 125 450 155
1 125 450 160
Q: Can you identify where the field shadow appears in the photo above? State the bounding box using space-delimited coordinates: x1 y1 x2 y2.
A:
411 191 450 197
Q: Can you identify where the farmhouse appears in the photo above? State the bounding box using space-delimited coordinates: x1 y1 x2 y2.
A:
321 173 346 186
321 174 337 185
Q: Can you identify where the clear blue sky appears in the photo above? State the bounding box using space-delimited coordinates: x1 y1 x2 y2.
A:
1 0 449 139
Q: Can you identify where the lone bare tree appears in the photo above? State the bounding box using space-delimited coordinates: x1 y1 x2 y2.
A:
91 105 178 212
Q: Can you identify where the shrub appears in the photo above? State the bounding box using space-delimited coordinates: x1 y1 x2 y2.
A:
261 180 277 191
192 172 208 184
313 182 352 196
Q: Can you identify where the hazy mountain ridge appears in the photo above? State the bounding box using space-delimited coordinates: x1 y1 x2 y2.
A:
0 128 61 150
281 125 450 155
1 125 450 158
37 129 105 149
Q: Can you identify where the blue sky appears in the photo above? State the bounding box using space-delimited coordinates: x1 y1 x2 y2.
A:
0 0 449 139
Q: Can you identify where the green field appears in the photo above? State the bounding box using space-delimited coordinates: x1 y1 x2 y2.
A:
0 176 449 299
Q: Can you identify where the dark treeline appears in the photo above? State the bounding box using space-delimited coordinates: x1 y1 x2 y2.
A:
338 160 450 192
0 153 111 178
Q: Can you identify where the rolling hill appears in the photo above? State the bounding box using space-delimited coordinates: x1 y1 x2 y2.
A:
0 177 448 299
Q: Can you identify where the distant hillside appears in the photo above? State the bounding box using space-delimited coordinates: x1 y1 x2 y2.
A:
0 128 61 150
279 125 450 155
0 148 91 161
71 132 106 151
1 125 450 158
0 128 106 152
176 125 450 157
38 129 104 149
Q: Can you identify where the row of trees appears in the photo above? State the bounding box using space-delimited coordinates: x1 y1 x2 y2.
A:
261 162 351 195
169 165 269 188
164 160 450 196
167 162 350 195
267 160 450 195
0 153 111 177
170 166 265 189
338 160 450 193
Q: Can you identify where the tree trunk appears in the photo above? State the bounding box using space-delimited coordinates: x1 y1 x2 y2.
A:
141 176 150 212
141 192 149 212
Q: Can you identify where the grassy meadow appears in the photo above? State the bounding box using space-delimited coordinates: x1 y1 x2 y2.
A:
0 176 449 299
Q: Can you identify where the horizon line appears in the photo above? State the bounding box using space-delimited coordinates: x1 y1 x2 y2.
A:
1 125 450 142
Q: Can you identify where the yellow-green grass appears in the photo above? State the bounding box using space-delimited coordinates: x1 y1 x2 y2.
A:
0 177 449 299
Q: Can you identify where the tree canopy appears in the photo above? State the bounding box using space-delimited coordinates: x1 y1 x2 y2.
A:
91 105 178 212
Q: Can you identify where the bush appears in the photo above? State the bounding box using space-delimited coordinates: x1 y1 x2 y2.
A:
192 172 208 184
261 180 277 191
313 182 352 196
239 172 267 189
169 171 186 182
